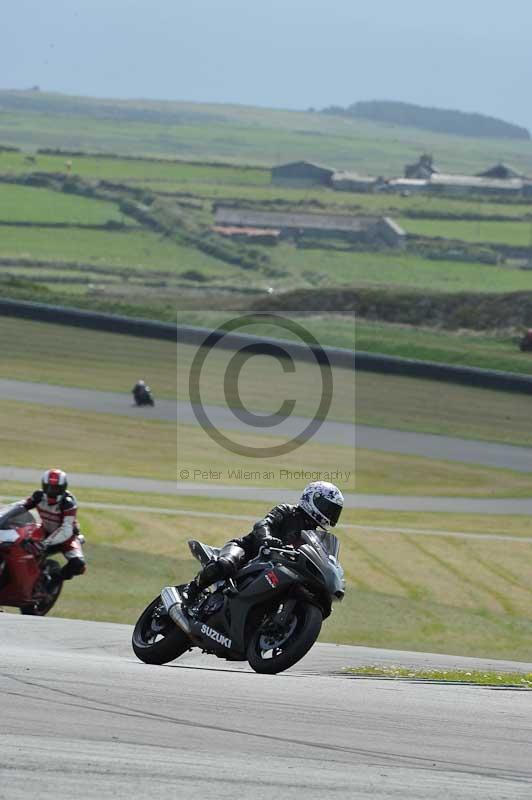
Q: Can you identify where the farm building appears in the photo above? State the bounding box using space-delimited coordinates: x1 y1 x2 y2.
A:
212 225 280 245
271 161 335 187
213 207 405 248
404 154 439 179
428 174 524 196
331 172 378 192
385 178 429 194
477 163 524 179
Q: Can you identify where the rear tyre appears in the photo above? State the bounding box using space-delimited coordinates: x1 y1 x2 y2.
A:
132 595 191 665
246 601 322 675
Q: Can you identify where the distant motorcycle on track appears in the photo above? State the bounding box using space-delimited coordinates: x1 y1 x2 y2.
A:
132 382 155 407
132 530 345 674
0 504 63 615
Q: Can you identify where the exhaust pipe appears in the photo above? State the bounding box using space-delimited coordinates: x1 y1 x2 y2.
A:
160 586 191 635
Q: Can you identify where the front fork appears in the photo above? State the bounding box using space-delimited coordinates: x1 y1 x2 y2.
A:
273 596 297 626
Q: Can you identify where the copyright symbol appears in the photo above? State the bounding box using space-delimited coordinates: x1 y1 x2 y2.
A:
180 469 190 480
188 313 333 458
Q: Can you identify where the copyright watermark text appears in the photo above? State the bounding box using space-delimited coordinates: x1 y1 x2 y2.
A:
179 468 352 483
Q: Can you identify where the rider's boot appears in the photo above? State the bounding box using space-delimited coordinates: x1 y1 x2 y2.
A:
180 578 201 610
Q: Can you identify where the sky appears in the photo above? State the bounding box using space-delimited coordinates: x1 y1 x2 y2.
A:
3 0 532 130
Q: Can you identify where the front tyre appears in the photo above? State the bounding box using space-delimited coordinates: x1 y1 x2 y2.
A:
246 601 322 675
20 559 63 616
132 595 191 665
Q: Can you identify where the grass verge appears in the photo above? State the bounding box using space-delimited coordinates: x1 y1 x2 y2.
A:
356 370 532 446
0 400 355 490
343 666 532 685
356 320 532 375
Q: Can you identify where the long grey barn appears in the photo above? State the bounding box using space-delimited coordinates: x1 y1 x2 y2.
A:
271 161 335 186
213 207 405 247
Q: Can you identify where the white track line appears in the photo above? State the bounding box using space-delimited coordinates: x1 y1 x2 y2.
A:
2 496 530 543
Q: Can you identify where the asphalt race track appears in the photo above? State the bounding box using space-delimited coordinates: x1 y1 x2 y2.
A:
2 615 532 800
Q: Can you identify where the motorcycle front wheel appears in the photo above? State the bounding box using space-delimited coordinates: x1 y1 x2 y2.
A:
20 559 63 616
132 595 191 664
246 601 322 675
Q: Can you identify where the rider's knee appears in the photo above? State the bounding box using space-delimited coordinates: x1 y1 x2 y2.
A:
61 557 86 580
218 544 245 578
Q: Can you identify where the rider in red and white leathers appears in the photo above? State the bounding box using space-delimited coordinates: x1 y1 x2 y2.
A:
23 468 86 580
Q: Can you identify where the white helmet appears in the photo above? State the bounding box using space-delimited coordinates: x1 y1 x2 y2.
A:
299 481 344 529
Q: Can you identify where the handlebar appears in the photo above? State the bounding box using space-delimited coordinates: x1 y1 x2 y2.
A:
258 544 297 560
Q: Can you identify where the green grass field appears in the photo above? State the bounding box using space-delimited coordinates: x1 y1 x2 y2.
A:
0 399 356 491
0 183 131 225
0 150 269 184
266 244 532 294
355 320 532 374
2 90 532 175
0 224 236 276
399 217 532 247
1 129 532 354
356 369 532 446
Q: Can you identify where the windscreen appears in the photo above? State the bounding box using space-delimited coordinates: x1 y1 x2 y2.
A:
300 530 340 560
0 504 34 530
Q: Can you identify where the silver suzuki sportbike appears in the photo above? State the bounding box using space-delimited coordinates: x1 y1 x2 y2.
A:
132 530 345 674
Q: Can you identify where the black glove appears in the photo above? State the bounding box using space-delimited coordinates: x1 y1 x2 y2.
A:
25 539 45 558
263 537 284 549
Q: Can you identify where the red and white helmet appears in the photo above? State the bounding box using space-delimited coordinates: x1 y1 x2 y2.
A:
299 481 344 529
41 468 68 501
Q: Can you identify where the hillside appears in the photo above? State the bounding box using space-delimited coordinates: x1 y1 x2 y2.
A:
1 90 532 176
323 100 531 141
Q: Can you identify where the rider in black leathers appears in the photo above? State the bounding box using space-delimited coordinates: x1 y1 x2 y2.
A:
181 481 344 607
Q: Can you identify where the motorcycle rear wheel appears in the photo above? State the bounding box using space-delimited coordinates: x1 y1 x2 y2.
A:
246 601 322 675
132 595 190 664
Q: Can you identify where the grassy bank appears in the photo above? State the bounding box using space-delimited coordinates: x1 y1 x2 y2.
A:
356 370 532 446
0 400 356 491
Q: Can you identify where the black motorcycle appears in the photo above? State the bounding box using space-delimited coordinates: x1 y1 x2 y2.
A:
132 530 345 674
132 385 154 407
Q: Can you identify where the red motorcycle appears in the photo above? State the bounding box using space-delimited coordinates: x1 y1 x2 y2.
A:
0 504 63 615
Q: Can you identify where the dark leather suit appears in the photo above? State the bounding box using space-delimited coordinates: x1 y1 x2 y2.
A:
192 504 318 593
